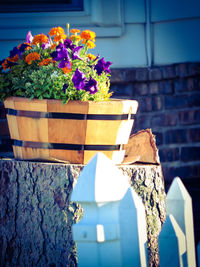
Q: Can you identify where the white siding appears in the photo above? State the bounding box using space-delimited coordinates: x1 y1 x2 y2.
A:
0 0 200 67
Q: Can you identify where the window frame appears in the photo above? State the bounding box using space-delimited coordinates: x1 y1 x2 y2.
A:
0 0 83 13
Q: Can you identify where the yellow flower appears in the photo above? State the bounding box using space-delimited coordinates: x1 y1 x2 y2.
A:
88 53 96 61
49 27 65 36
80 30 96 41
70 29 80 34
86 40 95 49
25 52 40 65
32 34 49 45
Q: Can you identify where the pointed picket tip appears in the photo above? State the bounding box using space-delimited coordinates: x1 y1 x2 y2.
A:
71 152 130 203
166 177 191 202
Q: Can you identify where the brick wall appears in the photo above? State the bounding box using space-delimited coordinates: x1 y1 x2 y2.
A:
110 62 200 244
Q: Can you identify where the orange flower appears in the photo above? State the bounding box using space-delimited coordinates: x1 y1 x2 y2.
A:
39 58 53 66
50 44 57 50
7 54 19 63
62 62 72 74
2 60 9 71
25 52 40 65
62 66 72 74
49 27 65 36
69 35 81 42
32 34 49 45
53 33 67 43
80 30 96 41
70 29 80 34
88 53 96 61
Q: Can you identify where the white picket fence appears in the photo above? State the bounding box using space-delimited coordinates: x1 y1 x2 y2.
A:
71 153 199 267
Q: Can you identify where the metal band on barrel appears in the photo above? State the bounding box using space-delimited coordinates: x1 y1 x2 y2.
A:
6 108 135 120
12 140 123 151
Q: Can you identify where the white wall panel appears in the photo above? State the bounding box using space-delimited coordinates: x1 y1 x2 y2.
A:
151 0 200 22
153 19 200 65
94 24 147 68
124 0 145 23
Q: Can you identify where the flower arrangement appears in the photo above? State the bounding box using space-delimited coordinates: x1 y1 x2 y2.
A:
0 25 112 102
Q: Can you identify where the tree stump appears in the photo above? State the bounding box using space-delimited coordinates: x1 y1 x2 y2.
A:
0 159 166 267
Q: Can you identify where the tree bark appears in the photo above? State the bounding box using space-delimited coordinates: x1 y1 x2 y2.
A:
0 159 166 267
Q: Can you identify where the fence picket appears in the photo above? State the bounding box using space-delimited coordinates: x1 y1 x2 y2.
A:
159 214 186 267
166 177 196 267
71 152 148 267
119 187 148 267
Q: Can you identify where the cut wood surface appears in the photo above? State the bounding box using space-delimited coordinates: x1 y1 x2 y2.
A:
123 129 160 164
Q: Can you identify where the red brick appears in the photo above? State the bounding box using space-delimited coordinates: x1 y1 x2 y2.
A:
187 128 200 142
181 146 200 162
152 96 163 111
151 113 177 127
162 164 200 183
135 68 148 81
159 147 179 162
159 80 173 94
149 68 162 81
178 110 200 125
174 78 187 92
188 63 200 76
161 65 176 79
149 82 159 94
110 69 125 83
125 69 136 82
175 63 188 77
165 129 187 144
163 113 177 126
134 114 151 131
164 95 188 109
135 83 148 95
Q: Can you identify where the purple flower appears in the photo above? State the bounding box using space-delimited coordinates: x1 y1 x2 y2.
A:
84 77 98 94
9 44 31 60
72 46 83 60
58 60 71 69
42 38 51 50
26 31 33 44
63 84 69 94
94 57 112 75
18 43 31 53
51 44 71 69
72 69 86 90
64 39 75 50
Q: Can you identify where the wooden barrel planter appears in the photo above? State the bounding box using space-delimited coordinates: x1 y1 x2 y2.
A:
4 97 138 164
